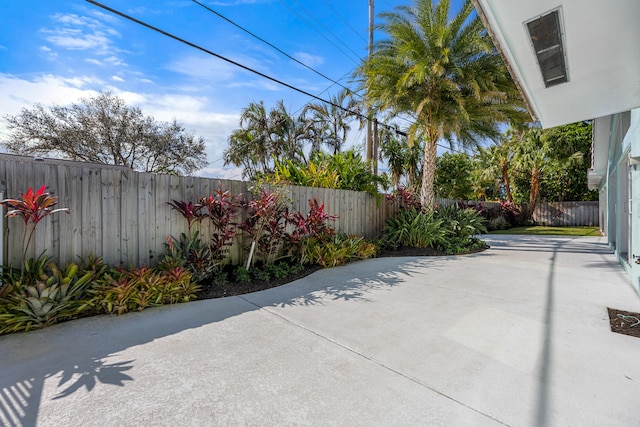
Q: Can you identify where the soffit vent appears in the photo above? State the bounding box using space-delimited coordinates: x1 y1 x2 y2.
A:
525 8 568 88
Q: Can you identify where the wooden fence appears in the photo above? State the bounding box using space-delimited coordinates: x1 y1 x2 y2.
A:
436 198 599 227
0 154 396 267
529 201 599 226
0 154 599 268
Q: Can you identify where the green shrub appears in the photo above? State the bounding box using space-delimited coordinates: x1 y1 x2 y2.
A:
434 204 487 240
88 266 199 315
251 268 271 282
161 231 217 283
264 262 292 279
304 233 377 268
0 254 111 334
232 266 251 283
381 208 448 249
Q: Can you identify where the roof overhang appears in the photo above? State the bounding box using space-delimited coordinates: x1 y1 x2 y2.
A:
473 0 640 129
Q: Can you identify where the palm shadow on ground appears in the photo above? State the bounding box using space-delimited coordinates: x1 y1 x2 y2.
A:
0 253 453 427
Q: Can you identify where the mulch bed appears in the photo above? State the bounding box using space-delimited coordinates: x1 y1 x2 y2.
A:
607 308 640 339
197 264 324 300
197 245 489 300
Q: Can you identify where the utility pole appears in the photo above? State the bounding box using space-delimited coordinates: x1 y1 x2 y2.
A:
366 0 374 167
373 118 379 175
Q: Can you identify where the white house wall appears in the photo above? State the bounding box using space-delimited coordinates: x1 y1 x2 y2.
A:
605 109 640 294
631 110 640 293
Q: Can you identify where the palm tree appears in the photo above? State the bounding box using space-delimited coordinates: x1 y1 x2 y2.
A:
356 0 526 208
512 127 548 219
268 100 306 164
378 126 423 189
478 133 517 203
303 89 357 155
224 100 305 179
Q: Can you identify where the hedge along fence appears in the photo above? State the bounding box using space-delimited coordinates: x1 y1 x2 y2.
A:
436 197 599 227
0 154 398 268
529 201 599 226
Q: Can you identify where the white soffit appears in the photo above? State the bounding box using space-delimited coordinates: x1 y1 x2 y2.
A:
474 0 640 129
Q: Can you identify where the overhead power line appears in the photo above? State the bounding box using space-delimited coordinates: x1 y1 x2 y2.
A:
191 0 355 96
85 0 406 138
319 0 368 45
277 0 363 65
86 0 465 155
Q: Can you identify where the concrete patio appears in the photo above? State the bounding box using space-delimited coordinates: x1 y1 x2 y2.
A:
1 235 639 426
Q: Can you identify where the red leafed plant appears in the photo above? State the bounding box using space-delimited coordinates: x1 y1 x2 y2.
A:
200 186 240 263
285 198 338 264
167 200 206 233
239 189 289 266
386 186 422 211
0 185 70 266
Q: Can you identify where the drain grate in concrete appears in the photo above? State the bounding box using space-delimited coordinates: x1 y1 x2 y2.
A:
608 307 640 339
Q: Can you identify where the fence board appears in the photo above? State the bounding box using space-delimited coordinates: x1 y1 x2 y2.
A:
0 154 600 267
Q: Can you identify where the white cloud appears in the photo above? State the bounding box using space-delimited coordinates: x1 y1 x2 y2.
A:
165 52 271 83
85 58 103 66
227 80 281 91
39 45 58 59
87 9 122 25
195 166 245 181
165 55 238 81
0 74 99 118
104 56 127 67
293 51 324 68
40 13 123 60
43 28 112 51
111 75 124 82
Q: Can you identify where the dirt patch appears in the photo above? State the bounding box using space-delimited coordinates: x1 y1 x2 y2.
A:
607 308 640 339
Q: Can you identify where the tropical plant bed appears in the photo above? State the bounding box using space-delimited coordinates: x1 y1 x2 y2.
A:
607 307 640 339
196 244 490 300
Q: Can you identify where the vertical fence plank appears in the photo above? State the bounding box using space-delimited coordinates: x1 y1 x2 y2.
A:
138 170 152 265
120 170 138 266
100 168 119 265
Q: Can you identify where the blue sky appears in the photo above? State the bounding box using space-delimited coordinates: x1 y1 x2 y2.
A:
0 0 460 179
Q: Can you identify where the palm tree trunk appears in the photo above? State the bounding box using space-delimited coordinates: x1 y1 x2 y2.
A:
527 167 541 220
420 133 438 209
502 163 514 203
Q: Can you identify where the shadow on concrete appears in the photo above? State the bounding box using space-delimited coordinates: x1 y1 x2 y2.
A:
247 257 449 309
0 255 448 427
533 239 560 427
485 237 613 255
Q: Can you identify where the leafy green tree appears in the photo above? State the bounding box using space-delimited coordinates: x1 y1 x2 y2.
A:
356 0 526 208
266 149 385 200
539 121 596 201
224 100 306 180
434 152 474 200
506 122 594 218
3 92 207 175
